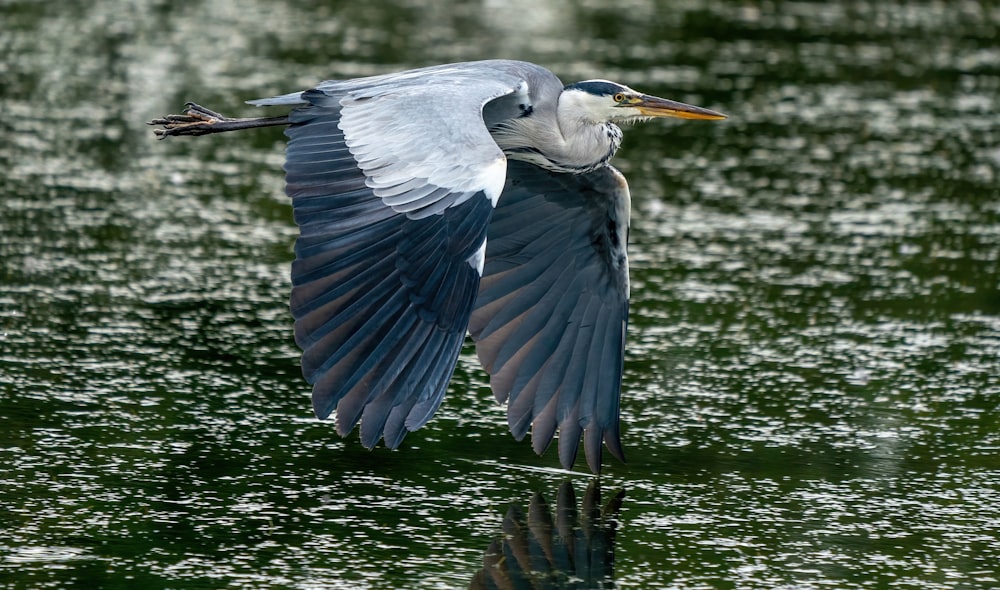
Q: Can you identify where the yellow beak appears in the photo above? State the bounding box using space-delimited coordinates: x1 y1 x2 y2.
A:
633 95 727 120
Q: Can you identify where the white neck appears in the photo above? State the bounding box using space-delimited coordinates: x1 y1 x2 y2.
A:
490 92 623 174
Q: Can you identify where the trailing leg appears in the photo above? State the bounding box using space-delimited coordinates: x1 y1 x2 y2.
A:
149 102 289 138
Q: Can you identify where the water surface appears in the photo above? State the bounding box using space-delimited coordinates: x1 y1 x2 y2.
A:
2 1 998 588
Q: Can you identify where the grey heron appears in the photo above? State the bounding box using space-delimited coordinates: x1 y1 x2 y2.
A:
150 60 725 473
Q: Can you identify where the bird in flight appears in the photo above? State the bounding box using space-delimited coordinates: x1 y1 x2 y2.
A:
150 60 725 472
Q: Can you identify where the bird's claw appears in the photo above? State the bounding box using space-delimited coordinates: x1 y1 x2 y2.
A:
148 103 228 138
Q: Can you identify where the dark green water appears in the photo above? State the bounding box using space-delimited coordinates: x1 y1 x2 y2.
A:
2 1 998 588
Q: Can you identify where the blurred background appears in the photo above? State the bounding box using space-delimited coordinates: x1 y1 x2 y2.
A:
2 1 998 588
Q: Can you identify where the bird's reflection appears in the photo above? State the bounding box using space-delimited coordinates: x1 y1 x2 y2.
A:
470 480 625 589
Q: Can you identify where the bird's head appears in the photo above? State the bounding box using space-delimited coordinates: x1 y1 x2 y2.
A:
561 80 726 125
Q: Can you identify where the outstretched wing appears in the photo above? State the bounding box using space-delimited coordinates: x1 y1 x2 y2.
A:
470 161 631 473
250 61 560 449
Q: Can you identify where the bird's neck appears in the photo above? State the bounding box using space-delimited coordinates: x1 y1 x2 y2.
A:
555 120 623 173
492 117 622 174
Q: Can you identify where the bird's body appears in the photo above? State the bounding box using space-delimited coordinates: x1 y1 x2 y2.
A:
150 60 725 472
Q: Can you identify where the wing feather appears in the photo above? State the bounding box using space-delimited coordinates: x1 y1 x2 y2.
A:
471 161 631 472
247 61 628 471
248 62 563 449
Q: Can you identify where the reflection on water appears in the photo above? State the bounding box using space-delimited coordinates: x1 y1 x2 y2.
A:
470 481 624 590
2 0 999 588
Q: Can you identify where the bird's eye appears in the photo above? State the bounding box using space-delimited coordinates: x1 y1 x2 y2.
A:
613 93 626 103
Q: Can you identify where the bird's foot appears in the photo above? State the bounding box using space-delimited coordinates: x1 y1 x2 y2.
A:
148 103 230 138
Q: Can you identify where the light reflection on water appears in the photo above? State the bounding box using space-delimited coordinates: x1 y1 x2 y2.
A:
2 0 999 588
